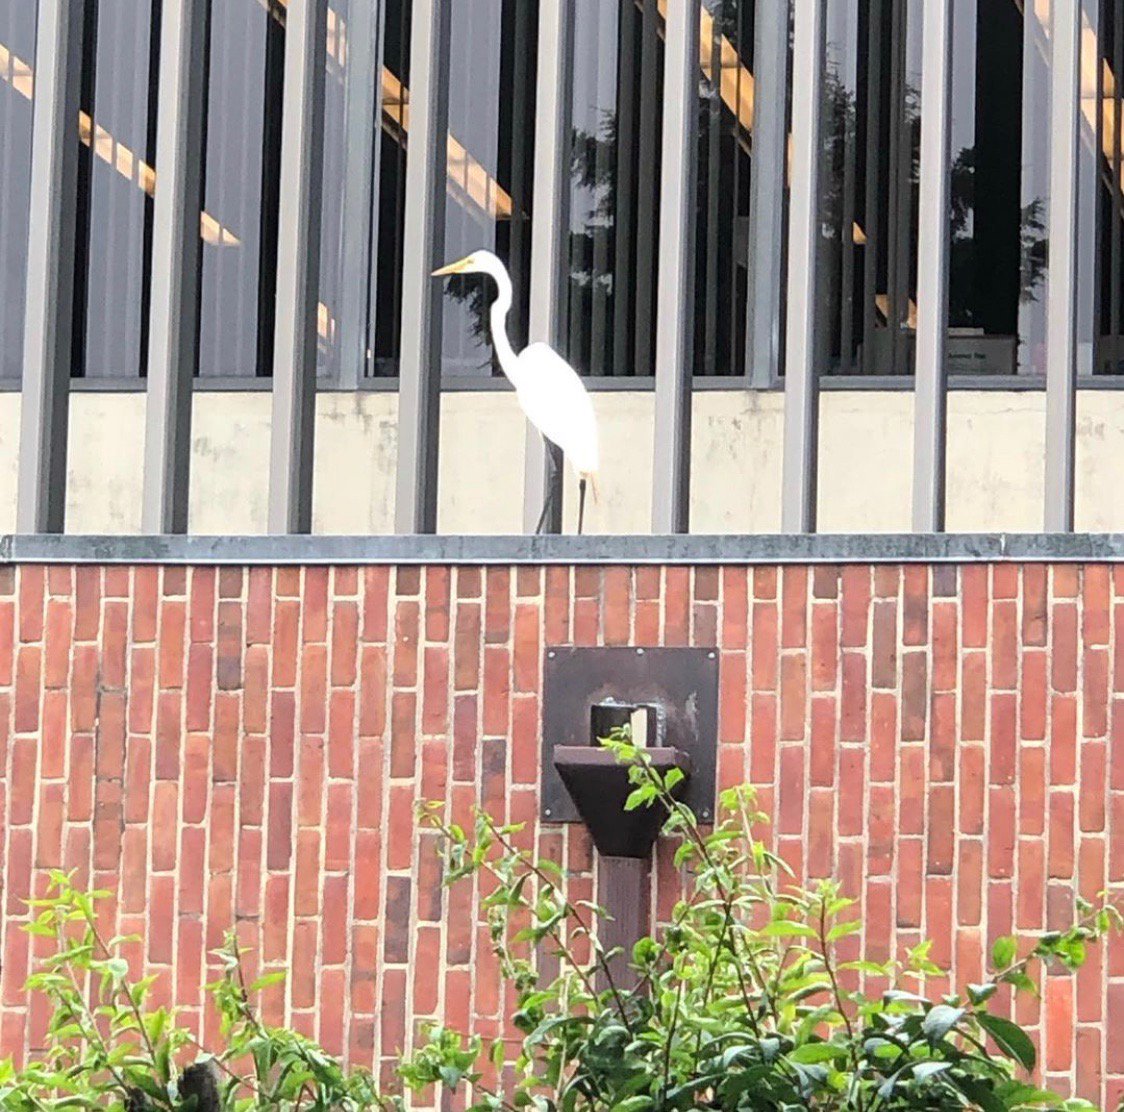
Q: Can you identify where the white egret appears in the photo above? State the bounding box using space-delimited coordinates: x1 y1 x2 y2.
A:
432 250 598 534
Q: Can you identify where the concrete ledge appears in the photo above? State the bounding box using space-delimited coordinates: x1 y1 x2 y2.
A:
4 533 1124 565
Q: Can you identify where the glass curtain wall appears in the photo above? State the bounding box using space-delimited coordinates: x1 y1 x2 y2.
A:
0 0 36 382
437 0 537 377
566 0 663 378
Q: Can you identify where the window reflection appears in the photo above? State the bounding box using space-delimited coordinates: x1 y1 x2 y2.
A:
438 0 537 377
818 0 922 377
1097 0 1124 374
72 0 161 378
693 0 755 377
371 0 410 376
567 0 664 377
0 0 37 381
198 0 284 378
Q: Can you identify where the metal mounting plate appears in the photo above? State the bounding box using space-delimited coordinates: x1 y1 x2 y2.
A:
541 647 719 823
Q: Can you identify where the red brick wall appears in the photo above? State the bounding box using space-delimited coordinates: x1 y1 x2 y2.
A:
0 562 1122 1104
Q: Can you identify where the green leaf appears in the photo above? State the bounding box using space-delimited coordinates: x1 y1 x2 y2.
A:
978 1011 1037 1071
991 935 1018 970
912 1061 952 1083
966 982 998 1006
921 1004 965 1042
787 1042 845 1064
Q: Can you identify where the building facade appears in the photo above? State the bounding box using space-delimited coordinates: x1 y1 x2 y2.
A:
2 0 1124 534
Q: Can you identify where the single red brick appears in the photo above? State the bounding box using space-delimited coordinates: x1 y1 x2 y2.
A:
665 568 690 646
482 646 510 737
419 646 449 736
751 602 778 690
244 643 268 733
1080 743 1107 832
1052 602 1078 693
1019 745 1046 835
721 567 748 649
273 599 300 687
896 838 923 927
1050 694 1077 783
810 603 838 691
926 785 955 874
808 695 835 786
991 599 1018 691
960 652 986 741
1021 563 1047 645
512 604 540 692
301 567 330 642
873 565 899 599
929 691 956 782
901 652 927 741
484 567 511 644
870 600 897 690
779 655 807 741
901 565 928 644
151 781 179 872
777 746 804 835
898 746 925 836
1048 792 1075 877
1083 647 1109 738
1083 565 1110 644
392 601 419 687
806 787 834 878
544 566 571 644
603 567 631 646
158 599 186 689
358 646 387 737
989 693 1017 785
13 645 41 734
453 602 482 691
184 643 214 732
988 785 1017 880
719 653 748 744
297 735 326 827
749 693 776 784
780 567 807 649
869 690 897 783
961 564 988 648
17 566 44 642
246 567 274 644
838 747 864 836
1044 978 1074 1074
840 652 867 743
957 839 983 925
212 693 238 783
389 692 417 779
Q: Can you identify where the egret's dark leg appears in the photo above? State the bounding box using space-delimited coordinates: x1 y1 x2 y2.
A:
578 478 588 536
534 486 555 535
534 448 561 535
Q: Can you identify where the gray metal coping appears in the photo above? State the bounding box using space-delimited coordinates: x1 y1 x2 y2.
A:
3 533 1124 566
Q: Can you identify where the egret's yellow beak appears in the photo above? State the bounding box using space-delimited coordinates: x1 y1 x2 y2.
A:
432 256 472 277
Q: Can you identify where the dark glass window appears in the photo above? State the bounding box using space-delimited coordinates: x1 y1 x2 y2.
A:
566 0 664 377
1097 0 1124 374
71 0 161 379
316 0 350 377
371 0 411 377
817 0 922 377
437 0 537 377
0 0 37 382
693 0 756 377
197 0 284 378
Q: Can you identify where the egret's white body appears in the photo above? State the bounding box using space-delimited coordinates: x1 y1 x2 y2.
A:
433 250 598 531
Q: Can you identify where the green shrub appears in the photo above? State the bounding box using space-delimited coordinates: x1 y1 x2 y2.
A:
0 872 388 1110
1 738 1118 1110
405 735 1120 1111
